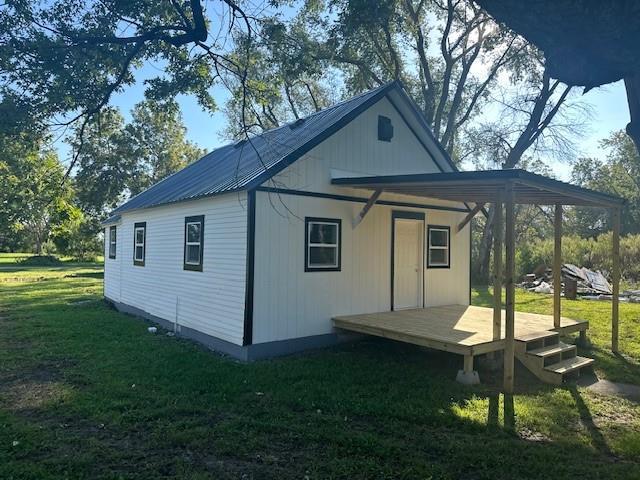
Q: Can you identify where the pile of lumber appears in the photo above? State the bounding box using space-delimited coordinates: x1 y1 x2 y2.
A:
561 264 612 295
519 263 614 298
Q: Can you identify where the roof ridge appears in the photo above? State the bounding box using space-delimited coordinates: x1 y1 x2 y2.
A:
194 81 396 156
108 81 402 216
241 81 396 142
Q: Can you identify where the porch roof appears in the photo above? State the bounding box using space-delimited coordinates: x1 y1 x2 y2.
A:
331 169 625 207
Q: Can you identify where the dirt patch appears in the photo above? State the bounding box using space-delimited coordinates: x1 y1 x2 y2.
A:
0 378 68 410
0 363 73 411
591 406 638 427
518 427 551 442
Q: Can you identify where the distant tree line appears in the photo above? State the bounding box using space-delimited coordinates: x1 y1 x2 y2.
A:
0 101 204 258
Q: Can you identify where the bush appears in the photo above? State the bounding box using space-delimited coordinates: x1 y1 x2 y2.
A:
18 255 63 266
516 233 640 283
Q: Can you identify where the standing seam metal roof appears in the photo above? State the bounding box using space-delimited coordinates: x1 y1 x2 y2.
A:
110 81 449 216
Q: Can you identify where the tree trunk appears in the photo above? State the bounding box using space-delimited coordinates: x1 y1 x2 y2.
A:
475 205 495 284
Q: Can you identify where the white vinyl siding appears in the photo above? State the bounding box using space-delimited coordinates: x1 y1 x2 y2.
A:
252 191 470 344
266 96 462 206
252 96 470 344
103 193 248 345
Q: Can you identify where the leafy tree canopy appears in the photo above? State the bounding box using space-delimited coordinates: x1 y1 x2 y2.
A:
0 133 79 253
72 100 205 231
569 130 640 236
0 0 252 168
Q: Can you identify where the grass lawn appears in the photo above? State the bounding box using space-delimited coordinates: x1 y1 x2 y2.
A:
0 263 639 479
0 252 104 269
473 288 640 385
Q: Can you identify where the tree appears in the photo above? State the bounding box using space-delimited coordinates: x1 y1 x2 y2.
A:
0 0 260 170
475 0 640 154
0 134 79 254
222 1 585 283
125 100 205 189
72 108 135 225
568 130 640 236
73 101 204 231
222 0 531 157
464 58 590 281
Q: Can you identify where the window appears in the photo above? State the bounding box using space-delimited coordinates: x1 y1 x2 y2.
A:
133 222 146 266
305 217 341 272
427 225 450 268
108 226 117 259
184 215 204 271
377 115 394 142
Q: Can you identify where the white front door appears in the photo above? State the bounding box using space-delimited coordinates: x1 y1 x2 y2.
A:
393 217 424 310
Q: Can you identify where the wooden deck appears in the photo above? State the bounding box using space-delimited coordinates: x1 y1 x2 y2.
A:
333 305 588 357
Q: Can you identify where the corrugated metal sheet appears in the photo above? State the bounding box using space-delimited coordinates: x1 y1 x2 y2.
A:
112 82 399 214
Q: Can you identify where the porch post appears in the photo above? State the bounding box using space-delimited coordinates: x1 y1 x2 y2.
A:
553 204 562 328
503 182 516 393
492 192 503 341
612 207 621 353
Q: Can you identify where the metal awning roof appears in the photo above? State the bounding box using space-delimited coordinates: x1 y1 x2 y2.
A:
332 169 625 208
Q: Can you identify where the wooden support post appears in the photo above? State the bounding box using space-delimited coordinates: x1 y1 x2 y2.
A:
456 354 480 385
492 194 503 341
463 355 474 374
457 203 485 233
612 207 621 353
503 182 516 394
353 189 382 227
553 204 562 329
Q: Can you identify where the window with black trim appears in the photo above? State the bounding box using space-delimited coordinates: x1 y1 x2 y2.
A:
133 222 146 266
427 225 450 268
184 215 204 271
108 226 117 259
305 217 341 272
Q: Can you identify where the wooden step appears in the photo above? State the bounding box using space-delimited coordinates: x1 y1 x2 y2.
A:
516 330 559 343
528 342 576 359
544 356 594 375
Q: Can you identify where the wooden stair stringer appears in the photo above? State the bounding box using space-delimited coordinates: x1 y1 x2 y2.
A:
514 330 594 385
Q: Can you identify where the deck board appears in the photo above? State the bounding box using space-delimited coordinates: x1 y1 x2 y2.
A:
333 305 588 356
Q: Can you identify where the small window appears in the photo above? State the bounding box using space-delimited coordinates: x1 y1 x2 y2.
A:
427 225 450 268
108 226 117 259
184 215 204 271
305 217 341 272
133 222 146 266
378 115 394 142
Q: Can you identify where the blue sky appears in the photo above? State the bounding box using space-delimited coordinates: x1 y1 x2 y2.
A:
56 68 630 181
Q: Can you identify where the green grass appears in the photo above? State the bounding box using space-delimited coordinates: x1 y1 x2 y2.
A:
473 287 640 385
0 266 639 479
0 252 104 270
0 253 33 264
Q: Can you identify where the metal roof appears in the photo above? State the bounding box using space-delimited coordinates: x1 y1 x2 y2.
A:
332 169 625 207
100 214 121 226
111 81 440 215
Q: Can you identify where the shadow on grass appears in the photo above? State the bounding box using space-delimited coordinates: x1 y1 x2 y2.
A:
569 386 613 457
65 271 104 279
1 278 638 478
487 393 515 432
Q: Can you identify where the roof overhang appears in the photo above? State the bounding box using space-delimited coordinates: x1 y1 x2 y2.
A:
100 214 121 226
331 169 625 208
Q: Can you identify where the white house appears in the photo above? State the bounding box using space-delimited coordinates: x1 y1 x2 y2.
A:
102 81 473 360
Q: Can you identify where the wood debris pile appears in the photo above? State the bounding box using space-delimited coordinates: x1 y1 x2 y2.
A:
518 263 637 302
